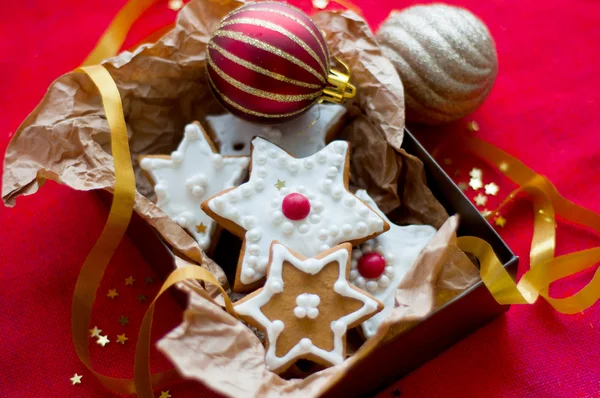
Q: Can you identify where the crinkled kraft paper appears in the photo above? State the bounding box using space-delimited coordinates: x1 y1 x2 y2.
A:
1 0 479 396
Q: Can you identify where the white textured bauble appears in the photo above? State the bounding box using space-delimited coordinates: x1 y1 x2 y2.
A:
376 4 498 125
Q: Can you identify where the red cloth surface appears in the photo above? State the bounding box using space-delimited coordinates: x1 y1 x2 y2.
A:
1 0 600 397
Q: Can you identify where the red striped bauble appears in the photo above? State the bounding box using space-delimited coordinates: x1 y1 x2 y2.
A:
206 2 330 123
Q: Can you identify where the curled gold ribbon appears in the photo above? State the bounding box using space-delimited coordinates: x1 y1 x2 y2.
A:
456 136 600 314
81 0 162 66
75 65 236 397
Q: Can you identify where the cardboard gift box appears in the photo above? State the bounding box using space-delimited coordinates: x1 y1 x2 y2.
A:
113 128 517 397
1 0 516 396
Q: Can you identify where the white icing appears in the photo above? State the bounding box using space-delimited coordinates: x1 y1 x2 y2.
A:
204 104 347 157
207 138 388 285
352 190 437 338
234 244 380 370
294 293 321 319
140 124 249 250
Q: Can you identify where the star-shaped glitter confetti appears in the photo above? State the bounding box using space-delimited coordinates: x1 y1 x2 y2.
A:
474 193 488 206
495 216 507 227
202 138 389 292
481 209 493 218
137 295 147 303
443 158 452 165
116 334 129 344
89 326 102 338
125 276 135 286
469 168 482 179
118 315 129 326
469 178 483 190
145 277 154 285
106 288 119 299
159 391 172 398
353 190 436 337
97 335 110 347
234 242 382 373
204 104 347 157
140 123 249 250
196 223 207 234
485 182 499 196
70 374 82 385
467 121 480 132
274 179 286 190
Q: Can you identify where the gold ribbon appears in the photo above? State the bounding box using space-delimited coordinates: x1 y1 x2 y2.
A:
456 136 600 314
74 65 236 397
81 0 162 66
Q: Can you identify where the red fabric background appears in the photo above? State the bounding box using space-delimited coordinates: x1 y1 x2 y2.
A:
1 0 599 397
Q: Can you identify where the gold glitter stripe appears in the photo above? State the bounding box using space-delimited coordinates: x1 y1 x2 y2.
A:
220 17 327 76
207 71 316 119
212 29 326 84
207 51 321 102
234 7 329 68
208 41 322 89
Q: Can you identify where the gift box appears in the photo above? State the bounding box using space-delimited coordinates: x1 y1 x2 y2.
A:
1 0 517 396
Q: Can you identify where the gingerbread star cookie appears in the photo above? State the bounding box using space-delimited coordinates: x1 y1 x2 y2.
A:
140 123 250 250
202 137 390 292
234 242 383 373
204 103 347 157
350 190 436 338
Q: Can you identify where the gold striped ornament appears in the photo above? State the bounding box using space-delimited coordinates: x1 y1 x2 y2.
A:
206 2 355 123
377 4 498 125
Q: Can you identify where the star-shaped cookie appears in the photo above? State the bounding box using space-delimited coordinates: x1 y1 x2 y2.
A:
202 137 389 291
350 190 437 338
140 123 250 250
234 242 383 373
204 103 347 157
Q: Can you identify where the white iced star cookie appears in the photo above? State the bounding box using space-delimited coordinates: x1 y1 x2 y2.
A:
234 242 383 374
204 103 347 157
202 137 390 292
351 190 437 338
140 123 250 250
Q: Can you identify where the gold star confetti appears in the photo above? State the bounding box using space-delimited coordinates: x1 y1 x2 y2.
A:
168 0 183 11
443 158 453 165
469 168 482 179
196 223 207 234
117 334 129 344
469 178 483 190
125 276 135 286
495 216 507 227
118 315 129 326
97 335 110 347
145 276 154 285
106 288 119 299
274 179 286 190
89 326 102 338
457 182 468 191
70 374 82 385
485 182 500 196
467 120 480 132
498 161 509 172
137 295 147 303
474 193 488 206
481 209 493 218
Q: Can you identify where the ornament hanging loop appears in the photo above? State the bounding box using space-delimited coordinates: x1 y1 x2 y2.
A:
321 57 356 104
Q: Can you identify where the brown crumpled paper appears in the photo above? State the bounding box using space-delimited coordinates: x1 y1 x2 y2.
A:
1 0 479 396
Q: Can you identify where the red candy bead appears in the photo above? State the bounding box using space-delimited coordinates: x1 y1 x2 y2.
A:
357 253 386 279
282 193 311 220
